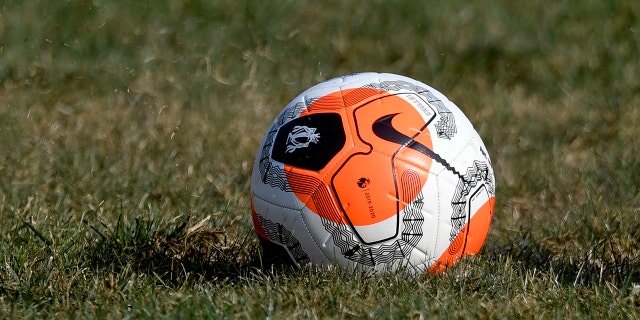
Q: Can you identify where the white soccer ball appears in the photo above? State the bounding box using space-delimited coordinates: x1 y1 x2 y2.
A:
250 72 495 274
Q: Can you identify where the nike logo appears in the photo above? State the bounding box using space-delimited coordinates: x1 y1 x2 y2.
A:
372 113 465 181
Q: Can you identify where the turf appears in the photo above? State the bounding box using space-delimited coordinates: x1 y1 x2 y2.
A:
1 0 639 318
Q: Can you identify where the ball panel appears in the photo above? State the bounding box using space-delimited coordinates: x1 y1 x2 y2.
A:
271 112 346 171
330 92 435 230
332 151 399 227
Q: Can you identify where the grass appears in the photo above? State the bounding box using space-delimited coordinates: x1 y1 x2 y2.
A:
1 0 639 318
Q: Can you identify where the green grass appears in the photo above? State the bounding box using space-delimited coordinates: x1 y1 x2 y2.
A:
1 0 639 318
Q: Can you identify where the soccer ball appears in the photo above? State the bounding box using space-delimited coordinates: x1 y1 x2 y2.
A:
250 72 495 274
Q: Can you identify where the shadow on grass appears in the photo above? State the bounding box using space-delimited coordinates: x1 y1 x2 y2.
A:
87 215 640 288
485 229 640 287
87 214 296 286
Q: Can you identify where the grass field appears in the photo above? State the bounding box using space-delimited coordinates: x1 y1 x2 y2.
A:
1 0 639 318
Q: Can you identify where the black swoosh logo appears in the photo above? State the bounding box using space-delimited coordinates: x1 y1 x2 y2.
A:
372 113 466 180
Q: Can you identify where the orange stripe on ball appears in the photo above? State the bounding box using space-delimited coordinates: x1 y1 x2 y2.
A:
428 196 495 273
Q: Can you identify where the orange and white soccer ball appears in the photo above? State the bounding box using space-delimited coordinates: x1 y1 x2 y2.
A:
250 72 495 274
